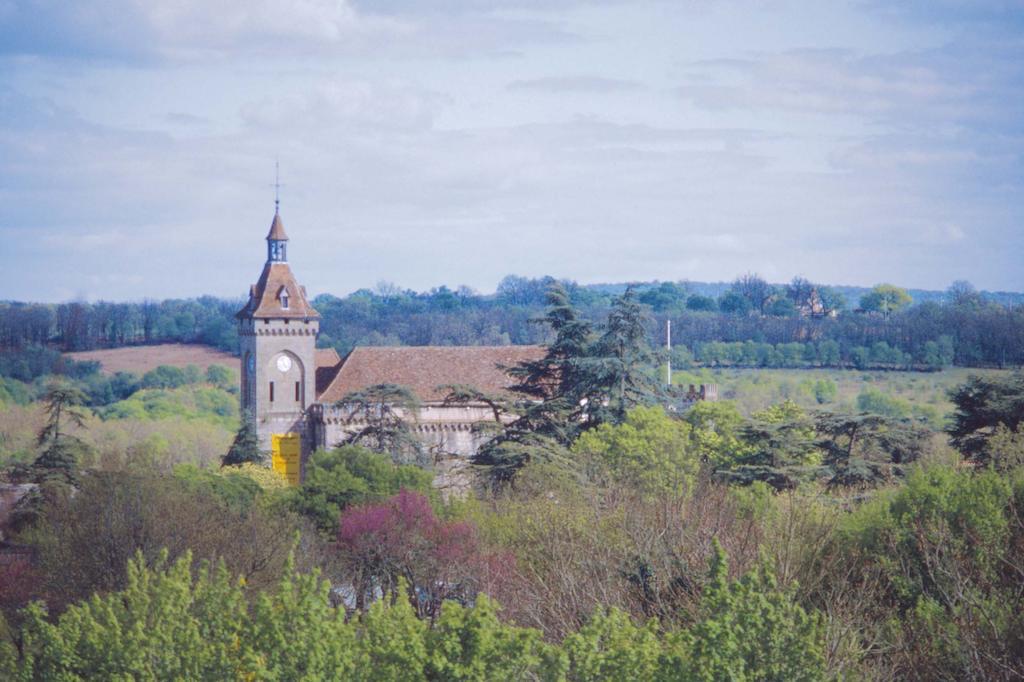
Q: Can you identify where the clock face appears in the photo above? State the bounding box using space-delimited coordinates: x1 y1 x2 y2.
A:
276 355 292 372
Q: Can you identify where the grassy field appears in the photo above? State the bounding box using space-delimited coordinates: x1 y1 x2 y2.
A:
672 366 1014 424
66 343 237 376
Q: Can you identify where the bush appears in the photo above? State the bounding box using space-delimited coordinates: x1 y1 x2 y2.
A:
290 445 434 534
856 387 910 419
572 406 697 496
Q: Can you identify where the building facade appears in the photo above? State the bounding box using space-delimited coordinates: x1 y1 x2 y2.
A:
237 210 544 482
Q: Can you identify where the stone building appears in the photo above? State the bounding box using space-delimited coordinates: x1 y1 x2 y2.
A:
236 209 544 480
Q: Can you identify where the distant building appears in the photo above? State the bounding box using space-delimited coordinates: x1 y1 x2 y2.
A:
797 288 837 318
236 209 544 482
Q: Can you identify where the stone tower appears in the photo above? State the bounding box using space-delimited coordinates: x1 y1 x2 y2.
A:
236 208 320 454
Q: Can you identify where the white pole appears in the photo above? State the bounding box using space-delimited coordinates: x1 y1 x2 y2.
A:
665 319 672 386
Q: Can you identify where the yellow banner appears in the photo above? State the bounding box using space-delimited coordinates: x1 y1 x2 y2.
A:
271 433 302 487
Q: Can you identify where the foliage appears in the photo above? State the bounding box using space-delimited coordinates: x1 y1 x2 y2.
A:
841 466 1024 678
947 371 1024 465
470 283 594 486
720 401 822 490
680 401 751 468
0 538 831 681
222 411 264 466
141 363 203 389
18 470 305 613
31 381 91 486
290 445 434 534
99 384 238 428
680 541 825 681
204 363 235 389
585 287 662 424
222 461 290 491
855 386 911 419
815 412 929 487
335 489 508 618
859 283 912 316
334 383 425 465
562 607 661 681
572 406 698 496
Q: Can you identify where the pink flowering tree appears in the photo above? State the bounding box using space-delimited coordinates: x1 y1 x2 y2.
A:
336 489 509 617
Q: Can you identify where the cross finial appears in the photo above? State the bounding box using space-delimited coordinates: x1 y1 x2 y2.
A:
274 160 281 214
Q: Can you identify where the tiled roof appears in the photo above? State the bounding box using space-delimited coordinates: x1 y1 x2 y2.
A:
237 261 320 319
317 345 546 403
267 212 289 240
315 348 343 395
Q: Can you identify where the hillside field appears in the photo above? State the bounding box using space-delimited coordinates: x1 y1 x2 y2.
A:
66 343 237 376
672 365 1014 422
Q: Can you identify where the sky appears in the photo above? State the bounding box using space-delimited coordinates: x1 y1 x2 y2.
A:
0 0 1022 302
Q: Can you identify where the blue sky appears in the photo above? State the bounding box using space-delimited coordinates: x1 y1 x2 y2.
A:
1 0 1021 302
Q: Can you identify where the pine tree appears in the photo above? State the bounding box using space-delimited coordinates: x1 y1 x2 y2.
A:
32 381 89 485
334 384 425 466
470 284 592 485
222 412 264 466
585 287 661 425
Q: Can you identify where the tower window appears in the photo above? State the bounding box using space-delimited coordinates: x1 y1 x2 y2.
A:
295 381 300 401
269 381 275 402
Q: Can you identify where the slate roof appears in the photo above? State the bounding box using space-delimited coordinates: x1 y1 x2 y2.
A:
236 261 320 319
317 345 546 403
315 348 343 396
267 212 289 241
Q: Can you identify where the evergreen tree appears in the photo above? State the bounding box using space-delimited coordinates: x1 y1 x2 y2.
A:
468 284 594 485
947 371 1024 464
585 287 661 425
32 381 89 485
222 411 264 466
334 384 425 466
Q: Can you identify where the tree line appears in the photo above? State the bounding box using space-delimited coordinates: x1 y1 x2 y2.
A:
3 281 1024 678
1 275 1022 368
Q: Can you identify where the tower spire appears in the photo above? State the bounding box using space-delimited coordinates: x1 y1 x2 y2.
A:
274 159 281 215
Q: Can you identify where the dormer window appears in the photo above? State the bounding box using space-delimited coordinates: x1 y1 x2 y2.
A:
279 286 290 310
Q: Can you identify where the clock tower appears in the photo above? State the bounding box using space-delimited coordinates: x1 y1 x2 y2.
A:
236 207 320 456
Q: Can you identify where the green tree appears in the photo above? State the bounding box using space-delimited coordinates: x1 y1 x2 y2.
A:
947 371 1024 465
815 412 928 487
720 401 821 490
562 607 662 681
222 411 264 466
719 291 753 316
204 363 234 389
32 381 90 485
856 387 910 419
335 384 425 466
471 283 593 485
426 595 554 681
572 406 697 496
291 445 433 534
681 401 751 468
859 284 912 316
586 287 661 424
681 541 826 681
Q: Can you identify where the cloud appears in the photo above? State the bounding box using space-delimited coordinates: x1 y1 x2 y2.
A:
1 1 1021 299
240 81 451 132
507 76 643 93
678 48 983 123
0 0 402 61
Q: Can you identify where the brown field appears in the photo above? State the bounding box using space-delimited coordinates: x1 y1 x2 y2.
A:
65 344 237 376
